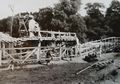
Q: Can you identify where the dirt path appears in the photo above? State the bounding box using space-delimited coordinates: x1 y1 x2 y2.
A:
0 53 119 84
0 63 94 84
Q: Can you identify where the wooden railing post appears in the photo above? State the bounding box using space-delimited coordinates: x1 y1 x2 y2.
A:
59 43 62 59
37 40 41 61
0 42 2 66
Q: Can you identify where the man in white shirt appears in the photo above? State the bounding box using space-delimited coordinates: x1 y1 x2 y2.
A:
28 15 41 37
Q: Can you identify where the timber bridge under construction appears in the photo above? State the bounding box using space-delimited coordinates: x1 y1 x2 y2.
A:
0 31 119 70
0 14 119 70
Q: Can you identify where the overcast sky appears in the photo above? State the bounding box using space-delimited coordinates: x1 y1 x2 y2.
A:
0 0 115 19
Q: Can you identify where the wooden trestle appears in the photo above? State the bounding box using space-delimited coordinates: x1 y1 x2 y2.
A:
0 31 79 69
0 30 120 70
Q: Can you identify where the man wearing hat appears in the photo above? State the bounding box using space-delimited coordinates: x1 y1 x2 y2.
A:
28 15 41 37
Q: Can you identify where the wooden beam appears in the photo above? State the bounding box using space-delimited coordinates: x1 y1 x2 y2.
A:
0 47 36 50
59 43 62 59
4 51 31 56
37 41 41 61
5 51 16 61
2 42 5 58
76 62 97 75
0 42 2 66
21 48 37 63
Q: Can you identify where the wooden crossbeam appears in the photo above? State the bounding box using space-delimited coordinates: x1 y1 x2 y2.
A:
5 51 16 61
60 49 67 58
21 48 37 63
4 51 31 56
39 31 76 35
0 46 60 50
0 47 36 50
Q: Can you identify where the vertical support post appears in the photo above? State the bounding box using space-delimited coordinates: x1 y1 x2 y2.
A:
75 46 78 56
9 42 13 54
2 42 5 57
11 42 14 54
79 45 82 57
59 43 62 59
0 42 2 66
37 40 41 61
100 41 102 58
8 42 10 54
70 47 72 61
66 49 68 57
76 37 81 56
59 31 61 39
38 28 41 37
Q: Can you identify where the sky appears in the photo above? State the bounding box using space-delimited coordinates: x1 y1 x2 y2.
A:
0 0 115 19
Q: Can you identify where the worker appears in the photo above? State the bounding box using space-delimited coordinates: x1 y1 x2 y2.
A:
45 50 52 65
28 15 41 37
9 60 15 70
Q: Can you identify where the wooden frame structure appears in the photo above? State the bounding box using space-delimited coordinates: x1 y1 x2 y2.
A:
80 37 120 58
0 30 119 70
0 30 79 69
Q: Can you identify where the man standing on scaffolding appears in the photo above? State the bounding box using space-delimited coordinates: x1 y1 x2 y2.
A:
28 15 41 37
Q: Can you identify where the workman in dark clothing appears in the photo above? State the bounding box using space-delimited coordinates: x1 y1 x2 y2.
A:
46 50 52 64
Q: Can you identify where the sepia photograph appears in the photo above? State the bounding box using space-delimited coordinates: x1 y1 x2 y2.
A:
0 0 120 84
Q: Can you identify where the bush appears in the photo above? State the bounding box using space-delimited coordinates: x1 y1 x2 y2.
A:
83 53 98 62
113 46 120 52
111 70 118 76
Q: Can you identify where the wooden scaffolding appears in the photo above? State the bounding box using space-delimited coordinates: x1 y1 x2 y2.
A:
0 30 79 68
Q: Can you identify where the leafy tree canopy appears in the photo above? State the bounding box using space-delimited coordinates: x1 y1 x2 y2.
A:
105 0 120 36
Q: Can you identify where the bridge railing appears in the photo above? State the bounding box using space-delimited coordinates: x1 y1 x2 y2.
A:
19 30 77 41
78 37 120 57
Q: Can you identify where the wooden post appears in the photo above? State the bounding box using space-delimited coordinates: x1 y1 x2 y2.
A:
37 40 41 61
2 42 5 57
66 49 68 57
75 46 78 56
100 41 102 58
0 42 2 66
70 48 72 61
11 42 14 54
78 45 81 57
59 43 62 59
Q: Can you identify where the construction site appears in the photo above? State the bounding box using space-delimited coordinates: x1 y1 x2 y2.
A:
0 12 119 84
0 0 120 84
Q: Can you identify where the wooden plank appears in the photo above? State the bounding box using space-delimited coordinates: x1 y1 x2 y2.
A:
37 41 41 61
2 43 5 58
21 48 37 63
0 42 1 66
60 49 67 58
76 63 96 75
0 46 60 52
5 51 16 61
59 43 62 58
4 51 31 56
0 47 36 50
39 30 76 35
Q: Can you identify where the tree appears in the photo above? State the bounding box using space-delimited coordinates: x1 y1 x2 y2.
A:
52 0 87 42
0 17 12 34
0 0 88 43
85 3 105 18
33 7 53 30
34 0 87 42
105 0 120 37
84 2 112 40
55 0 81 16
68 14 87 42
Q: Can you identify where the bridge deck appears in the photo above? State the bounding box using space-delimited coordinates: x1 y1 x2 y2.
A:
18 30 77 41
